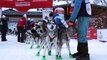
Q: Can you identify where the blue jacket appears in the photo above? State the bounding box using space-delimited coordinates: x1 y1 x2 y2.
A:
53 14 65 28
69 0 83 22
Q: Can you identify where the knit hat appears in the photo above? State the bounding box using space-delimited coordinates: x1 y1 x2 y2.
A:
23 14 27 18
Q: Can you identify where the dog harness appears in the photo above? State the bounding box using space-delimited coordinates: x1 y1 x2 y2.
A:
48 34 56 42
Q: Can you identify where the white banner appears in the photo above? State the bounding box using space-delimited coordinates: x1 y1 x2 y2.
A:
97 29 107 41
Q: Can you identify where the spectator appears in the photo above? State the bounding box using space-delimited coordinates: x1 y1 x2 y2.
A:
30 19 35 29
27 18 32 30
0 15 8 41
69 0 92 60
17 14 27 43
27 18 35 30
0 18 2 32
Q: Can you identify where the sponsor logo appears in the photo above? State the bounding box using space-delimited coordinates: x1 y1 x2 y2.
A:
33 0 47 2
15 2 30 6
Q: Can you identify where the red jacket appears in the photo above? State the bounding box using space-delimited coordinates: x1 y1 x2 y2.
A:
17 17 27 28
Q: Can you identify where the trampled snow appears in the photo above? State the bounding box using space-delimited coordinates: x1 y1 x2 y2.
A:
0 35 107 60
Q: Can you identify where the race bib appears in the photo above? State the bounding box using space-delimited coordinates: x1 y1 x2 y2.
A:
85 0 92 15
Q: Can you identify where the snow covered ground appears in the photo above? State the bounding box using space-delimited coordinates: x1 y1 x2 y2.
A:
0 35 107 60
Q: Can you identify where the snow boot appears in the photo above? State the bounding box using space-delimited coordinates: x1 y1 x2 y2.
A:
72 42 81 58
76 43 90 60
42 56 46 60
35 52 40 56
69 53 73 58
56 55 63 60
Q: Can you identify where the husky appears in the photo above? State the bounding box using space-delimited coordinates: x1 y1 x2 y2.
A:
30 20 47 49
56 26 76 59
41 20 58 60
25 29 40 49
25 30 33 44
35 20 48 56
25 20 46 49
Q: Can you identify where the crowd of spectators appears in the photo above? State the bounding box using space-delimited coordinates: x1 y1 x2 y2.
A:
90 16 107 29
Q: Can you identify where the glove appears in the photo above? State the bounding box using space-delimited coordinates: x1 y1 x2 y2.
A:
68 21 74 27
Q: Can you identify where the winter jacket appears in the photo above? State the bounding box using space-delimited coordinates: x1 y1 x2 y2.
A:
0 20 2 31
27 21 35 30
27 20 32 30
0 18 8 32
77 1 91 17
17 17 27 28
53 14 68 28
69 0 91 22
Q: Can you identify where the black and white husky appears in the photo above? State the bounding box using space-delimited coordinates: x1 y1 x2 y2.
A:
41 20 58 60
25 28 40 49
25 20 47 49
56 26 76 59
35 20 76 60
35 20 48 56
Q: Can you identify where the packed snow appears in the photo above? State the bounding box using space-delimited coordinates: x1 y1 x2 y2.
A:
0 35 107 60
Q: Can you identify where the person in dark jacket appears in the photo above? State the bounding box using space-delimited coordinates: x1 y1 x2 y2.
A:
27 18 35 30
0 19 2 36
69 0 92 60
0 15 8 41
17 14 27 43
26 18 31 30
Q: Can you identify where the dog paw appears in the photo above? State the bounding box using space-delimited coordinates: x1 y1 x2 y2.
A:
35 52 40 56
48 51 51 56
42 56 46 60
69 53 73 58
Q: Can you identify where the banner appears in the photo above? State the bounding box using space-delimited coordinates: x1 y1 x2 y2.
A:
0 0 52 12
